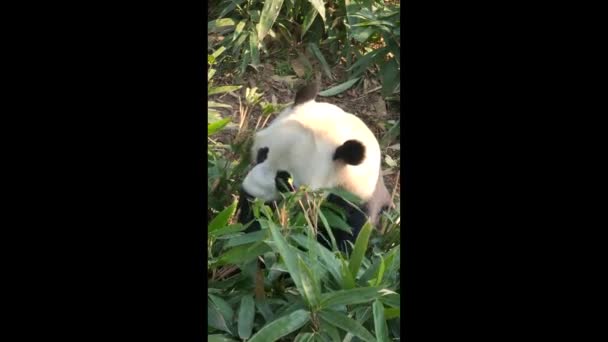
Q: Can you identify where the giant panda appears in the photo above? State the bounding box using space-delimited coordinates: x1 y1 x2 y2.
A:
237 81 393 252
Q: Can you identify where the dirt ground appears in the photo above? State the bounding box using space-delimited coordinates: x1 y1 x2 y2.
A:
209 56 401 199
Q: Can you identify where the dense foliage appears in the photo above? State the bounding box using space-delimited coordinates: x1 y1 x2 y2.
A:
209 0 400 99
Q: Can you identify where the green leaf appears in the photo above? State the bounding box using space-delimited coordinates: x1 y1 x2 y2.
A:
317 209 338 251
339 257 356 289
320 320 341 342
224 230 267 247
298 256 320 307
308 0 326 23
234 20 246 38
231 31 249 54
217 0 245 18
319 286 384 308
318 78 361 97
208 300 232 334
290 234 342 285
208 68 217 82
209 294 234 323
348 221 373 276
257 0 285 42
209 18 236 32
380 58 399 96
380 292 400 308
212 46 227 58
374 254 386 286
237 295 255 340
209 223 246 238
318 310 375 342
308 43 333 80
294 332 315 342
255 298 275 323
384 307 400 320
208 85 242 96
208 101 232 109
301 5 318 39
373 300 390 342
208 335 238 342
208 200 237 232
380 120 400 148
268 221 305 297
320 208 351 233
346 47 388 77
216 242 272 266
248 309 310 342
249 30 260 66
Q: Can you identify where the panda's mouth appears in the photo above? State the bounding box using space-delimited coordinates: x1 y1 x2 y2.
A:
275 170 295 193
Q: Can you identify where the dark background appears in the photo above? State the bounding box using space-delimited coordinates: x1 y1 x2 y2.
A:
3 1 596 341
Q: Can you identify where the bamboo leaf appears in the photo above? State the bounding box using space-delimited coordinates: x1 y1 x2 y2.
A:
248 309 310 342
373 300 390 342
238 295 255 340
224 230 266 247
298 256 321 307
208 85 242 96
384 307 400 320
249 30 260 66
208 101 232 109
208 335 238 342
268 221 305 298
217 0 245 18
257 0 285 42
301 4 318 38
308 0 326 23
318 310 375 342
216 242 272 266
317 208 338 251
208 300 232 334
380 58 399 96
208 200 237 232
209 18 236 32
308 43 333 80
318 78 361 97
209 223 246 238
320 286 384 308
348 221 373 276
374 254 386 286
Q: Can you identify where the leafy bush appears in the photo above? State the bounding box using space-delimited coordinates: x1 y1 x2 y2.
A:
208 184 401 341
208 0 400 99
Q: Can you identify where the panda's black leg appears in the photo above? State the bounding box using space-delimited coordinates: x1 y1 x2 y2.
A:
318 194 368 254
237 189 262 233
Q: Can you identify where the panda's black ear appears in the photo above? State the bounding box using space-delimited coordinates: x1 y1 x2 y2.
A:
333 140 366 165
294 81 319 105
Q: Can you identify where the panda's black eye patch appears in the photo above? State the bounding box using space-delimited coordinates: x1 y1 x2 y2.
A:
256 147 269 164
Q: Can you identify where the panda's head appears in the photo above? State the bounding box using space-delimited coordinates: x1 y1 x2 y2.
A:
240 82 392 224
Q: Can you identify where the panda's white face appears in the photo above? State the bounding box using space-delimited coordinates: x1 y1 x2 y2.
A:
241 99 383 203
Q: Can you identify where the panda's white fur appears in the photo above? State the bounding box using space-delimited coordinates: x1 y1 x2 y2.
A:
242 96 384 208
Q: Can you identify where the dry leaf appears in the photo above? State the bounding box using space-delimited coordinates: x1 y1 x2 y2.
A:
290 59 306 78
374 96 388 116
271 75 298 86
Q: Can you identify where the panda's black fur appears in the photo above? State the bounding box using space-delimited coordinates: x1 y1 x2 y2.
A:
236 82 393 252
